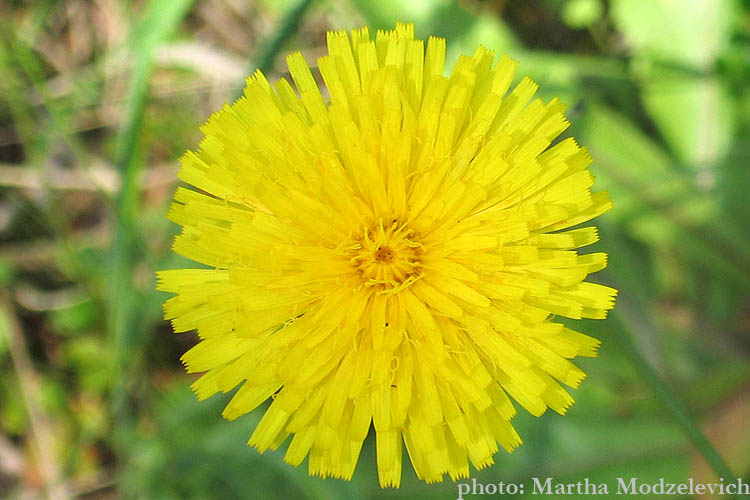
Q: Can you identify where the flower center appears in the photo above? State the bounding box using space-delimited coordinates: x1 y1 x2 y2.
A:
350 220 422 291
374 247 394 263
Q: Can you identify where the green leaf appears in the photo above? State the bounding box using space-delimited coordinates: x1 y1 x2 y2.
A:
641 70 733 168
611 0 732 67
611 0 735 166
576 102 750 285
562 0 603 29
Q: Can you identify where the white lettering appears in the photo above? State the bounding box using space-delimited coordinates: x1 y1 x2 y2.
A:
471 478 484 495
532 477 552 495
457 483 469 500
617 477 637 494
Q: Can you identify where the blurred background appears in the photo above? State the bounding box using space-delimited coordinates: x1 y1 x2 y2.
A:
0 0 748 498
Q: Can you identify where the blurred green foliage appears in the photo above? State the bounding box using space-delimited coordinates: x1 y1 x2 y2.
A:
0 0 748 498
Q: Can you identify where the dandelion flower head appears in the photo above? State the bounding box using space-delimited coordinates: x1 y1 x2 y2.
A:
157 23 616 487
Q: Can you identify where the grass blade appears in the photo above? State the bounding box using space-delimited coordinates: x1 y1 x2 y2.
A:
108 0 195 449
610 306 738 486
233 0 315 100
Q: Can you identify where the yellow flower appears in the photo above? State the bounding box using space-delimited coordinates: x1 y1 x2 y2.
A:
157 23 616 487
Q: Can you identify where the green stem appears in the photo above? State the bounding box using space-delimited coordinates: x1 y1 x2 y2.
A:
611 310 737 483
